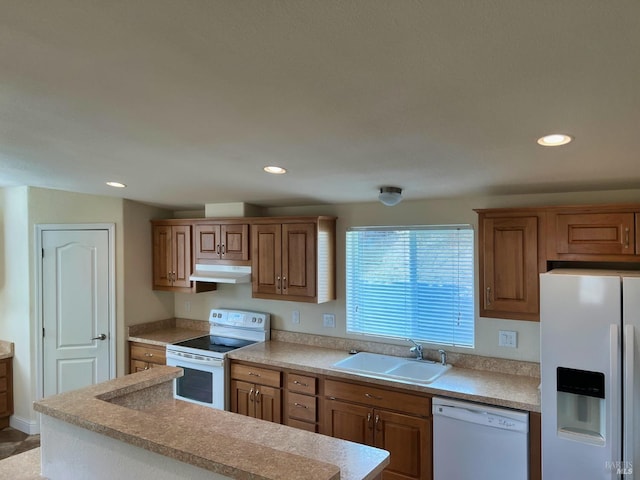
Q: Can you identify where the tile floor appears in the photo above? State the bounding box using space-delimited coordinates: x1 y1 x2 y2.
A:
0 428 40 461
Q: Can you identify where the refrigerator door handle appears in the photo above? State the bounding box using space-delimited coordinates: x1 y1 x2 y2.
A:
610 324 621 465
624 324 634 468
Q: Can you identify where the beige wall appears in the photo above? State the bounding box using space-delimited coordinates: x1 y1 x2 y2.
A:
122 200 174 329
0 187 170 431
173 188 640 364
2 185 640 432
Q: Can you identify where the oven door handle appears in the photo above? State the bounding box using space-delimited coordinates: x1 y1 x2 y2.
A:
166 352 224 368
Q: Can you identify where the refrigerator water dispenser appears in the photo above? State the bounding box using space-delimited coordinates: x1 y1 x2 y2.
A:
556 367 606 446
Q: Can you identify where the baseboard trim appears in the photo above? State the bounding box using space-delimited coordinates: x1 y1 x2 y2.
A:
10 415 40 435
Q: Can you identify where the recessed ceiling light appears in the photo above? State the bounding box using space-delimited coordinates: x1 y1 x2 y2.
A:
263 166 287 174
106 181 126 188
537 134 573 147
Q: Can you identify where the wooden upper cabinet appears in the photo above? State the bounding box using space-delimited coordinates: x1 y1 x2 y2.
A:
194 222 250 264
152 224 192 290
548 209 639 259
251 217 336 303
477 211 544 321
151 220 216 293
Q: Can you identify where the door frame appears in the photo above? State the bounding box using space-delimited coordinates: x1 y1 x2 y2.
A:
34 223 116 402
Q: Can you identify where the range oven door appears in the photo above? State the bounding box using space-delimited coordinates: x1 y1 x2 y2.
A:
166 350 225 410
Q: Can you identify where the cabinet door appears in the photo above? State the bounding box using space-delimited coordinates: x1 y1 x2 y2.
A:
171 225 192 287
152 225 173 287
324 399 374 445
481 216 539 318
252 224 282 295
554 212 635 255
374 409 431 480
230 379 255 418
195 224 221 261
282 223 316 298
255 384 282 423
221 224 249 261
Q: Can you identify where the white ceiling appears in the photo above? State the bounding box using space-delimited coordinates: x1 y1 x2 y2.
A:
1 1 639 210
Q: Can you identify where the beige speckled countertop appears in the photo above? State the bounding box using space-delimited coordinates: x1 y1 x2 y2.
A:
128 318 209 346
0 340 15 359
34 367 389 480
128 323 540 412
229 341 541 413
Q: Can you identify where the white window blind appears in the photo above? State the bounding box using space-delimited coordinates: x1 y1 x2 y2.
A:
346 225 474 348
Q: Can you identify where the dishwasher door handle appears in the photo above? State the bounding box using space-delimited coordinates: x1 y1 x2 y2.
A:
434 405 528 433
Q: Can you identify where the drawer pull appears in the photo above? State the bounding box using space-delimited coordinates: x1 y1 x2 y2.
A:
249 388 254 402
255 390 261 403
293 380 309 387
248 372 261 377
144 353 153 357
625 227 630 249
367 413 372 429
294 402 308 409
365 393 383 400
486 286 491 306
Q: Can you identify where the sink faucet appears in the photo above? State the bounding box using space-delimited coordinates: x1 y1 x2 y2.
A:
438 349 447 366
407 339 423 360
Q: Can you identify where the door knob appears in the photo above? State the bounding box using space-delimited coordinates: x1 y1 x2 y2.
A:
91 334 107 341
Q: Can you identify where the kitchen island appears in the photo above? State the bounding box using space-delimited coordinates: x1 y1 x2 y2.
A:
33 366 389 480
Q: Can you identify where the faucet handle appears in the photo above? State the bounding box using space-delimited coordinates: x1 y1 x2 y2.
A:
437 349 447 366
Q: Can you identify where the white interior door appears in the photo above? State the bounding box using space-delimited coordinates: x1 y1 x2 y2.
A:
42 229 111 397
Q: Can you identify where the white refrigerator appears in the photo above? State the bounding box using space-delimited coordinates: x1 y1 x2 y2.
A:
540 269 640 479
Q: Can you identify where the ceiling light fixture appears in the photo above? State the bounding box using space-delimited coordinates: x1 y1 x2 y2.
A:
106 181 126 188
378 186 403 206
263 165 287 174
537 134 573 147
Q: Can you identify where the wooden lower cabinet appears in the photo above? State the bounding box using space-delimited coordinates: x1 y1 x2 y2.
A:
230 362 282 423
230 379 282 422
324 379 432 480
129 342 166 373
0 358 13 429
284 371 320 432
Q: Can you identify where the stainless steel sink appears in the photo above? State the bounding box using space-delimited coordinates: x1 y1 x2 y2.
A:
332 352 451 384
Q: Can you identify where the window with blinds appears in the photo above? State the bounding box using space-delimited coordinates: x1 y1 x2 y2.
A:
346 225 475 348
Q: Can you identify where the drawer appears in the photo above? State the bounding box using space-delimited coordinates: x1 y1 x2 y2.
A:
0 361 7 377
287 372 317 395
287 392 317 423
287 417 318 433
0 377 6 392
231 363 281 388
324 378 431 417
0 392 7 415
130 360 150 373
130 343 166 364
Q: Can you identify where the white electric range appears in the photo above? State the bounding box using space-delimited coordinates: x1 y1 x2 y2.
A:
165 308 270 410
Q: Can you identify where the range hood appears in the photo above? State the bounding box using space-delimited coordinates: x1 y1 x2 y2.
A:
189 265 252 284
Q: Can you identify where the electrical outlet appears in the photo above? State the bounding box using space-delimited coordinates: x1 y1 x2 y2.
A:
292 310 300 324
184 301 191 313
323 313 336 328
499 330 517 348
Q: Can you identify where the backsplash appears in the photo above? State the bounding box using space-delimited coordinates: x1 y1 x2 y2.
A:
271 330 540 378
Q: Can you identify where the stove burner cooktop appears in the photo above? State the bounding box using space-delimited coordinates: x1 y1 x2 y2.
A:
173 335 255 354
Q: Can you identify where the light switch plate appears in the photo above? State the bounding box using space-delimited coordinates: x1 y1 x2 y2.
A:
323 313 336 328
499 330 517 348
292 310 300 324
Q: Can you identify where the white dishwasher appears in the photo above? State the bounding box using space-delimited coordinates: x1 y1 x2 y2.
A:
432 397 529 480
